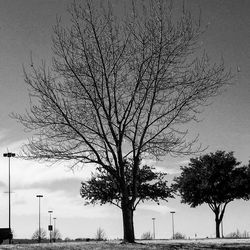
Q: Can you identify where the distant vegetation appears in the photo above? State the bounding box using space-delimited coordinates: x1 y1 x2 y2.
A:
226 229 250 239
31 228 47 241
95 228 106 241
141 232 153 240
173 232 186 240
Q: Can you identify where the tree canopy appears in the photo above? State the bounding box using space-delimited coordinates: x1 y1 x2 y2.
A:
81 160 173 209
173 151 250 238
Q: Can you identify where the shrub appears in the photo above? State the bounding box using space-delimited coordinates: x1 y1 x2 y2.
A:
141 231 153 240
173 232 186 239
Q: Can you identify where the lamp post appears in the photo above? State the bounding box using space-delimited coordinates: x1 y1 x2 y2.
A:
3 152 15 244
170 211 175 239
36 195 43 243
152 218 156 239
48 210 53 243
53 217 56 242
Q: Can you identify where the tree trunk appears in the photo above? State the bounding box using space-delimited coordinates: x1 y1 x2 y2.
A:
215 212 221 238
121 203 135 243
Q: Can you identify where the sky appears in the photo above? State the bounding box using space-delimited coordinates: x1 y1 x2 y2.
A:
0 0 250 240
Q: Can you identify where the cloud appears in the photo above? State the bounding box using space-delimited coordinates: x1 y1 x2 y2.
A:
0 181 7 189
177 160 190 166
0 128 9 141
137 204 174 214
20 177 83 197
140 158 186 175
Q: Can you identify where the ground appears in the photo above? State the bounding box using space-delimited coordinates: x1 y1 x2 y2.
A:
1 239 250 249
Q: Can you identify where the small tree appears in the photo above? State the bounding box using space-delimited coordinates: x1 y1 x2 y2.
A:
141 231 153 240
95 227 106 241
32 228 47 241
173 151 250 238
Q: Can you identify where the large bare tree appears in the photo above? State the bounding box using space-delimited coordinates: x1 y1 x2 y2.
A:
15 0 230 243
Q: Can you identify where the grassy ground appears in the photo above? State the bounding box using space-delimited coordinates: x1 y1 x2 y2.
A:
1 239 250 249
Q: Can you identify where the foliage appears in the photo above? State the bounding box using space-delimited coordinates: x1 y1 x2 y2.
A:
15 0 230 243
95 228 106 241
81 160 173 209
141 231 153 240
31 228 47 240
173 151 250 238
173 232 186 239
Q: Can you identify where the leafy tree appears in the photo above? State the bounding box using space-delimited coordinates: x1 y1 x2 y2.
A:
15 0 230 243
81 160 173 209
32 228 47 241
173 151 250 238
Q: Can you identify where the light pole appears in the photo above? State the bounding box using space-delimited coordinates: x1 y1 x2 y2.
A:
152 218 156 239
36 195 43 243
53 217 56 242
3 152 15 244
48 210 53 243
170 211 175 239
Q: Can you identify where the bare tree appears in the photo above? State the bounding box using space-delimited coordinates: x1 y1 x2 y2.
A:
95 227 106 241
53 229 62 242
32 228 47 241
15 0 230 243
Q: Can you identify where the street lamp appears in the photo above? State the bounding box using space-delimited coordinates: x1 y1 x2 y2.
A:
48 210 53 243
53 217 56 242
3 152 15 244
170 211 175 239
36 195 43 243
152 218 156 239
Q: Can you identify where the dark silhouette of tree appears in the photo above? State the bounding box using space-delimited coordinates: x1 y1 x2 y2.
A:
81 160 173 209
14 0 230 243
32 228 47 241
173 151 250 238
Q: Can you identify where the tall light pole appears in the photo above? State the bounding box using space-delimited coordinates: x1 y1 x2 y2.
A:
53 217 56 242
48 210 53 243
170 211 175 239
3 152 15 244
152 218 156 239
36 195 43 243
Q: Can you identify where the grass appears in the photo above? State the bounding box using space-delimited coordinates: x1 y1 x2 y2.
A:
1 239 250 249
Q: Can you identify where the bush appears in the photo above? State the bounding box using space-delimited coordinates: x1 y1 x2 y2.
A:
141 231 153 240
173 232 186 239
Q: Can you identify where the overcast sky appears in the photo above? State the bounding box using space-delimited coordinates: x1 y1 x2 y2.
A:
0 0 250 240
